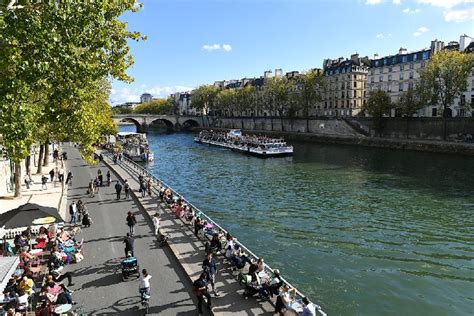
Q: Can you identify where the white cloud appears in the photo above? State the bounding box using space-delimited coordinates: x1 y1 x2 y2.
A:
110 85 194 105
416 0 474 22
203 44 221 51
202 43 233 52
366 0 382 4
403 7 421 13
413 26 429 36
393 0 401 4
375 33 392 39
443 7 474 22
415 0 470 8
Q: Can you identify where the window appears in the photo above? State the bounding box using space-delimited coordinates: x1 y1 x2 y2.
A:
409 71 414 79
471 80 474 90
408 81 414 90
402 56 407 63
400 65 404 71
460 95 465 105
389 67 393 72
347 100 350 107
393 57 396 63
432 108 437 117
388 74 392 81
423 51 429 60
379 76 383 82
354 90 357 98
413 54 417 61
371 70 374 75
388 84 392 92
399 82 404 92
354 81 357 88
371 77 374 83
421 62 425 68
409 63 414 70
400 73 404 80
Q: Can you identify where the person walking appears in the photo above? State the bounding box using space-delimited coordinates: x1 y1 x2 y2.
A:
124 180 130 199
126 211 137 236
58 168 64 183
123 233 134 257
147 178 152 196
88 180 95 198
24 173 32 189
193 272 212 315
202 252 219 296
97 170 103 187
49 169 55 182
152 213 160 236
115 181 123 200
138 269 152 299
41 175 48 190
106 171 111 186
69 201 77 226
140 181 147 198
65 171 73 186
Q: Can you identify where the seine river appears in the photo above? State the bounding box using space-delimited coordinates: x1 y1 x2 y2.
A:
121 125 473 315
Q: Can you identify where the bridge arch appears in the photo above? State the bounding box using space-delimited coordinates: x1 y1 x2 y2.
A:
181 119 200 131
118 117 141 132
149 118 175 132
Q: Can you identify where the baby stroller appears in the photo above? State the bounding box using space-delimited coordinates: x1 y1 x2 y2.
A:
120 254 139 281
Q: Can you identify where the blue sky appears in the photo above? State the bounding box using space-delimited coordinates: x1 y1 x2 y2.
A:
110 0 474 105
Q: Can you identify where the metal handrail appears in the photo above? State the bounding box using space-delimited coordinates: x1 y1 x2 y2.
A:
103 150 327 315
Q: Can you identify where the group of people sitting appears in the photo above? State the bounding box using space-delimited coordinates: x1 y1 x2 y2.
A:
0 224 82 315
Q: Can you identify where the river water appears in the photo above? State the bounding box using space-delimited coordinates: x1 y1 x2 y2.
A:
120 125 474 316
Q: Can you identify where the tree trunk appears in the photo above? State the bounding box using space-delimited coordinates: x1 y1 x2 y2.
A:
37 144 44 174
25 150 31 174
270 116 274 131
14 162 21 198
443 118 447 140
241 112 244 130
42 140 49 166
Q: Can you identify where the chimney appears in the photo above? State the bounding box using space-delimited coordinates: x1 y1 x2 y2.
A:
373 53 379 59
398 47 407 55
350 53 359 62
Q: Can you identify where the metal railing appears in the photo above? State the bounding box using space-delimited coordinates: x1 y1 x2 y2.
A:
103 150 327 315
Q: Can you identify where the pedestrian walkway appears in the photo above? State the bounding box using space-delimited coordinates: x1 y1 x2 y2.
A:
60 144 197 315
100 150 278 315
1 153 67 219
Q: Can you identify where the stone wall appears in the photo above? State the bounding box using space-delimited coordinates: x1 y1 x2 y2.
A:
351 117 474 140
206 117 361 136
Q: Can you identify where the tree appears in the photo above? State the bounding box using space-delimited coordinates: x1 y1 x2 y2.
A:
264 77 295 131
417 50 474 139
191 85 219 126
364 90 392 136
235 85 255 129
0 1 143 197
396 86 424 139
297 70 325 132
133 99 174 115
216 89 237 127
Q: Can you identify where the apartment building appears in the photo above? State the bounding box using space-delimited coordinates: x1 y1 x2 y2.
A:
322 54 370 117
367 34 473 117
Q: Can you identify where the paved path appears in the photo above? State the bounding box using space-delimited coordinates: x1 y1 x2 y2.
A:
62 144 197 315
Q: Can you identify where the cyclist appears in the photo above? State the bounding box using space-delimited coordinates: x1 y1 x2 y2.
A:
138 269 152 301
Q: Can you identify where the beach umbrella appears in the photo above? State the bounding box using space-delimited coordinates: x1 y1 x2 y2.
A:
32 216 57 225
0 203 63 229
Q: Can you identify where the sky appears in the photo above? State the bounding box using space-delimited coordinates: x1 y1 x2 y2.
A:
110 0 474 105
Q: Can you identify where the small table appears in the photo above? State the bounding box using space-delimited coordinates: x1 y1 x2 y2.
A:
54 303 72 314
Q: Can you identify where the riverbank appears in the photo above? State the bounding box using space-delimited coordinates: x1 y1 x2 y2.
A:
196 127 474 156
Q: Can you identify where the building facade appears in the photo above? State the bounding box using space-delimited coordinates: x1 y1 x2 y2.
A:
322 54 370 117
140 93 153 103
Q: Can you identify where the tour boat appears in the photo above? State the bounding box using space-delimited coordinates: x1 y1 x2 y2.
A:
116 132 154 162
194 129 293 157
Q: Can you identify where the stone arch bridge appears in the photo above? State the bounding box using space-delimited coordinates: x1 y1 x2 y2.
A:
112 114 201 133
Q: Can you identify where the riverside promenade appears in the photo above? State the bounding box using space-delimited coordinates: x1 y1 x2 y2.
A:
98 149 282 315
60 144 197 315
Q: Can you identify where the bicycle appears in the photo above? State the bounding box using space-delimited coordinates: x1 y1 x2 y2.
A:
140 289 150 314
